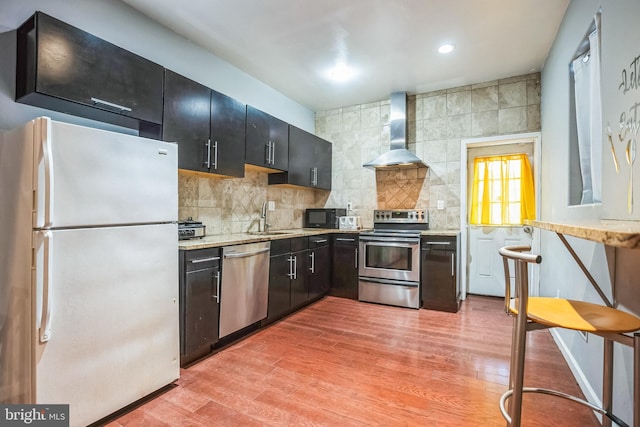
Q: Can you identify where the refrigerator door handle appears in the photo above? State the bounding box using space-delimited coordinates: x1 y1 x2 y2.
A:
40 231 53 342
41 122 55 227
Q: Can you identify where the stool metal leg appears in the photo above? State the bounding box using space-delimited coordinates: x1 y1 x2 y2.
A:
634 333 639 427
603 338 614 427
508 306 528 426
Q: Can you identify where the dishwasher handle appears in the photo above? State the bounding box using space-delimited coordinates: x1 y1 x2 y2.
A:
224 247 270 259
213 270 221 303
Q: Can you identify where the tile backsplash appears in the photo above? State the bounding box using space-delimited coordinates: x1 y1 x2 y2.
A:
178 168 329 235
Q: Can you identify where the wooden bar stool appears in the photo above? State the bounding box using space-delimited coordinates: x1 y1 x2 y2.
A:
498 245 640 427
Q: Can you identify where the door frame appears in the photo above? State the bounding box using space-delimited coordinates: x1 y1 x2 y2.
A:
459 132 542 300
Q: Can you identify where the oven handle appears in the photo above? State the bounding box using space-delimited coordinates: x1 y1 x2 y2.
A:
359 277 419 288
361 239 419 248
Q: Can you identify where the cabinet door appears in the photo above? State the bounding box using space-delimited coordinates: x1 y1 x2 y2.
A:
269 115 289 171
19 12 163 126
267 253 291 322
308 244 331 299
421 237 459 312
290 250 309 308
246 106 288 171
210 90 246 178
314 138 332 190
331 236 359 299
246 106 272 168
287 126 314 187
184 267 220 356
162 70 210 172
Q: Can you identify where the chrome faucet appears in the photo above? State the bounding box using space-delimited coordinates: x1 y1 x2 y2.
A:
260 201 271 232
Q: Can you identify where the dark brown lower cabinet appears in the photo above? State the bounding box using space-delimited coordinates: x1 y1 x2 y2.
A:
265 238 308 325
308 235 331 300
330 234 359 299
421 234 461 313
179 248 221 366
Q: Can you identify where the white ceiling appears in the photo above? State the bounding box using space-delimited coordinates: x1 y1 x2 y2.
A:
122 0 570 112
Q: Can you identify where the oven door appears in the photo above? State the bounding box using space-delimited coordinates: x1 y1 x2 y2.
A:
359 234 420 282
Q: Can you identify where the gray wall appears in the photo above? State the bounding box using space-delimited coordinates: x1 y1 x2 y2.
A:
541 0 640 422
0 0 314 133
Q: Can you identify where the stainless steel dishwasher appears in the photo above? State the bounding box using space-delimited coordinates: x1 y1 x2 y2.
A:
219 241 270 338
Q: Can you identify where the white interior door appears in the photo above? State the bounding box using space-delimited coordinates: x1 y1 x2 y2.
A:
468 225 532 296
460 134 541 299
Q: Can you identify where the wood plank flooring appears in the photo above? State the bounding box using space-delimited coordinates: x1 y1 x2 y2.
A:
106 295 599 426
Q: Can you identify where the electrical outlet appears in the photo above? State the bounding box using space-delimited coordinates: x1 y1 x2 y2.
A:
347 202 353 211
268 201 275 211
437 200 445 210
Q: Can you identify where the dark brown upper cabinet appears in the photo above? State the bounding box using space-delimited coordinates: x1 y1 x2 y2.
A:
269 125 332 190
210 90 246 178
162 70 245 178
16 11 163 139
245 106 289 172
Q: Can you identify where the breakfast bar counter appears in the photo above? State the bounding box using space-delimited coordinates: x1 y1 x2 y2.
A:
529 220 640 249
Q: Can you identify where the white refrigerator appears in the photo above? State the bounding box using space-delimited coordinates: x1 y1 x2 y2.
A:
0 117 180 426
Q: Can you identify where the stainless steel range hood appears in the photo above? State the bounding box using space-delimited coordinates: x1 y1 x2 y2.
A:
363 92 427 170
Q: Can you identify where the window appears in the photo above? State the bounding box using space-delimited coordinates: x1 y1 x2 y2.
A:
470 154 535 225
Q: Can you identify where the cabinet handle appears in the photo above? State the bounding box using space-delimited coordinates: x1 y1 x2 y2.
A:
336 238 355 242
287 256 294 279
271 142 276 164
355 248 358 269
424 241 451 245
90 97 132 112
214 270 221 303
309 251 315 273
293 254 297 280
190 256 220 264
310 167 318 186
205 140 211 168
213 140 219 170
224 248 270 259
451 253 455 277
265 141 271 165
314 239 328 244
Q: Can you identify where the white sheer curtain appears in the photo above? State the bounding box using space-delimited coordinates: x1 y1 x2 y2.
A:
572 15 602 204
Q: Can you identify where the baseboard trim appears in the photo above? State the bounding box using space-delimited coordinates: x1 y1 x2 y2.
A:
550 329 603 423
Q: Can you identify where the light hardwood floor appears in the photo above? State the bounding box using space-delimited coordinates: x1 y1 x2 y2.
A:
107 295 599 426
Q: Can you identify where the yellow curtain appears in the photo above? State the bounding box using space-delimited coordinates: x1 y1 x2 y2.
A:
470 154 535 225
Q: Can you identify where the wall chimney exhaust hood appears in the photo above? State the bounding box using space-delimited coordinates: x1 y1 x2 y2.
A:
363 92 427 170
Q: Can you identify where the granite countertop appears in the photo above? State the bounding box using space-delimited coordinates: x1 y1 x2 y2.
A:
179 228 460 250
178 228 359 250
529 219 640 249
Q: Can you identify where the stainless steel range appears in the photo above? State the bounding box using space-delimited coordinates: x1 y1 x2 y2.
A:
359 209 428 309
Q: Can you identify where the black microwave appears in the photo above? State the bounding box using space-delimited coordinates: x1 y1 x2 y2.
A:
304 208 347 228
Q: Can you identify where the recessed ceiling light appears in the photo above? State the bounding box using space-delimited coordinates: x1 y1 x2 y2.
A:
438 44 455 54
327 62 354 82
